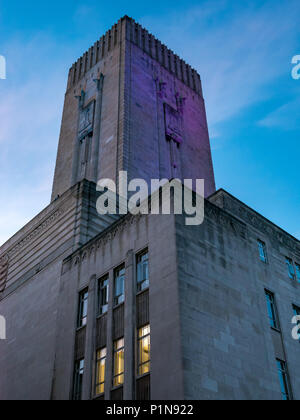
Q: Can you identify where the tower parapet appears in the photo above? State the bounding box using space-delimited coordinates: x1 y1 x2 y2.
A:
67 16 203 96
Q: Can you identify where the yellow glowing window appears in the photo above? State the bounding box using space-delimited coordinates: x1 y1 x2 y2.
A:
138 325 150 376
95 348 106 395
113 338 124 387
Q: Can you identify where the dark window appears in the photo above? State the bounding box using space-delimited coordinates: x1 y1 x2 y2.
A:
113 338 124 387
258 240 267 263
77 289 88 328
98 276 109 315
138 324 151 376
293 305 300 341
137 250 149 292
72 359 84 400
95 348 106 396
265 291 280 330
295 264 300 283
276 360 292 400
114 266 125 306
136 374 151 401
286 258 295 281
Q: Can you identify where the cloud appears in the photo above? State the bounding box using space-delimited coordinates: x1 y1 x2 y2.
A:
141 0 300 135
0 34 72 245
258 97 300 130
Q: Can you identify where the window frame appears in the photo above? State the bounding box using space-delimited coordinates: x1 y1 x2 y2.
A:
72 358 85 401
137 324 151 377
113 338 125 388
276 359 292 401
295 263 300 283
258 240 268 263
293 305 300 342
77 288 89 329
286 257 296 281
95 347 107 396
136 250 149 293
98 275 109 316
265 290 280 331
114 265 125 307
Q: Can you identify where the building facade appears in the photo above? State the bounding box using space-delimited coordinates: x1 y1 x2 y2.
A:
0 17 299 401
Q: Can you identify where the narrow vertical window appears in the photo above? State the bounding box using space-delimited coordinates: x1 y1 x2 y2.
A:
95 348 106 396
138 324 151 376
286 258 295 281
258 240 267 263
137 250 149 292
276 360 292 400
73 359 84 400
98 276 109 315
114 266 125 306
295 263 300 283
265 291 279 330
77 289 88 328
293 305 300 342
113 338 124 387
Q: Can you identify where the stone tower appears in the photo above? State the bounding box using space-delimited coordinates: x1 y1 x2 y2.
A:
51 16 216 201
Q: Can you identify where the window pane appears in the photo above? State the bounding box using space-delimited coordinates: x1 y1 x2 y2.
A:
276 360 291 400
96 348 106 396
113 338 124 387
99 277 109 314
296 264 300 283
286 258 295 280
258 241 267 263
73 359 84 400
114 267 125 305
265 291 279 329
137 251 149 292
78 290 88 328
138 325 151 376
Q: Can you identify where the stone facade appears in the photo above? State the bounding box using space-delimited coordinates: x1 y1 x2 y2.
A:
0 17 299 401
51 16 216 200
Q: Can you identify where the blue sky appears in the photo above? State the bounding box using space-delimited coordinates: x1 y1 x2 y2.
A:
0 0 299 245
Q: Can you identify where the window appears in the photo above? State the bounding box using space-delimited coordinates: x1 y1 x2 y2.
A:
95 348 106 396
276 359 292 400
113 338 124 387
296 263 300 283
293 305 300 341
138 324 151 376
73 359 84 400
258 240 267 263
77 289 88 328
114 266 125 306
286 258 295 281
265 291 280 330
98 276 109 315
137 250 149 292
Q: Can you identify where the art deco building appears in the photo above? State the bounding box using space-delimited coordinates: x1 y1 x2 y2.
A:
0 16 299 401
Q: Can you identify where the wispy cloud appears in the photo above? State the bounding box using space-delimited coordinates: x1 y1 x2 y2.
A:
141 0 300 136
0 34 72 245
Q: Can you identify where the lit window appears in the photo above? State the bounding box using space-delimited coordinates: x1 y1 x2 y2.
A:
77 289 88 328
73 359 84 400
138 324 151 376
95 348 106 396
276 359 292 400
295 264 300 283
286 258 295 281
265 291 280 330
113 338 124 387
258 240 267 263
98 276 109 315
137 250 149 292
114 266 125 306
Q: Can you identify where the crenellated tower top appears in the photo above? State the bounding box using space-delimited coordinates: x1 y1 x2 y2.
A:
67 15 203 96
